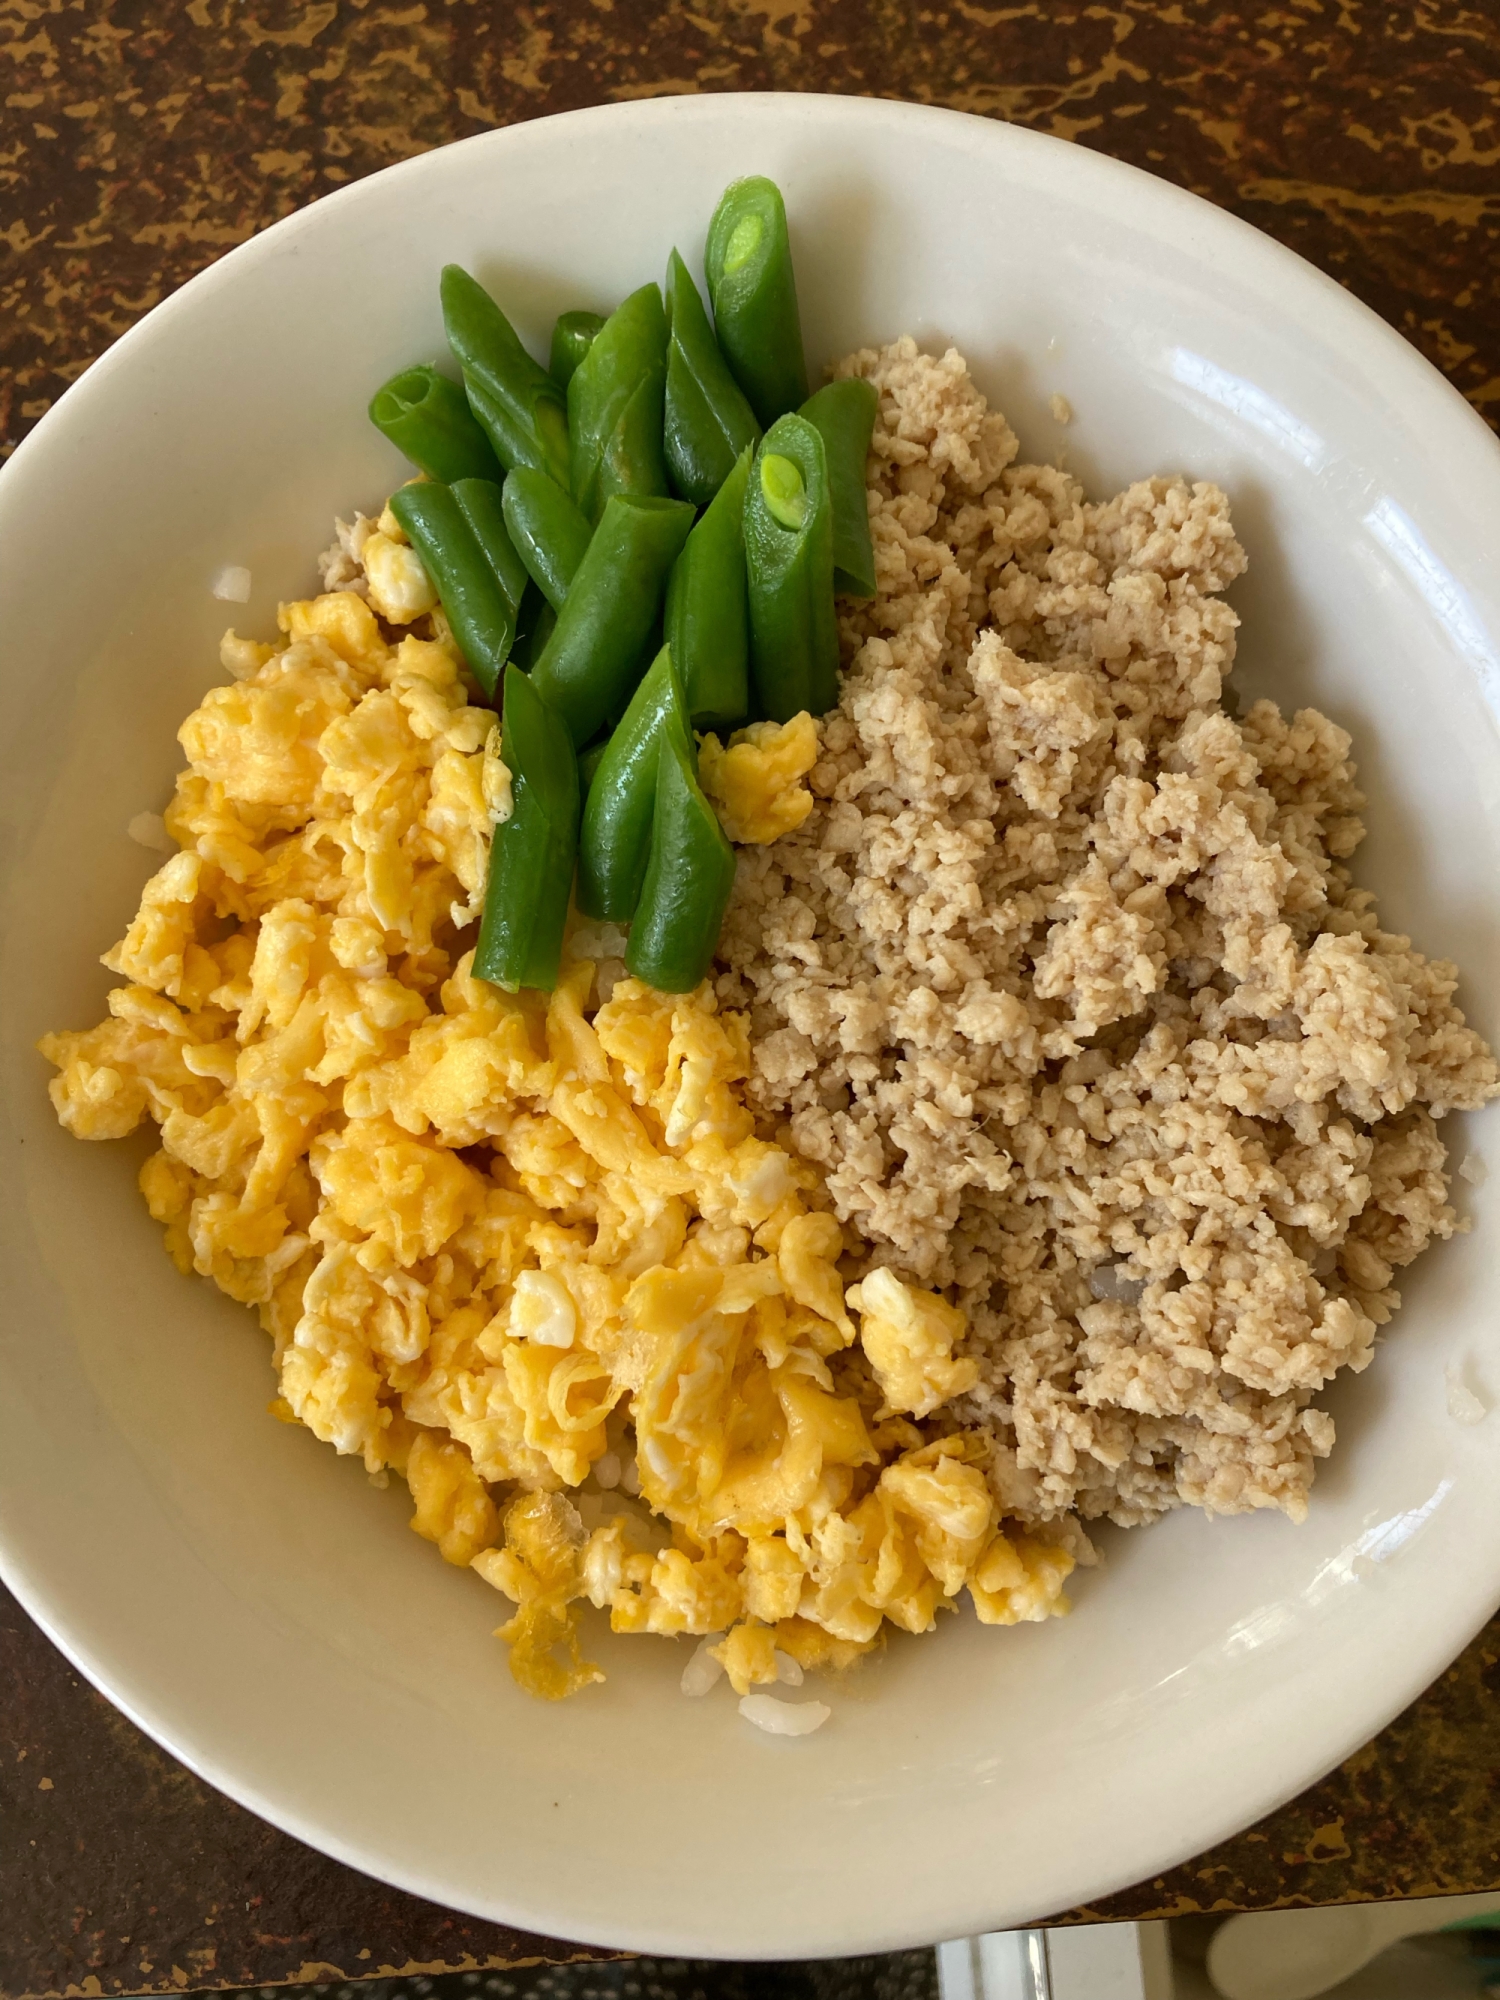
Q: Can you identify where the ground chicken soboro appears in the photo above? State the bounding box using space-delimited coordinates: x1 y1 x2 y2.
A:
716 336 1500 1532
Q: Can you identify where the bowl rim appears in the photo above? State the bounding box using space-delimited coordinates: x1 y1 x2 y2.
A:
5 88 1500 1958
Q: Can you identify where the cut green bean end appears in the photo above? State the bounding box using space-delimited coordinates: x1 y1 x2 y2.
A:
723 212 764 274
760 451 808 531
370 367 434 425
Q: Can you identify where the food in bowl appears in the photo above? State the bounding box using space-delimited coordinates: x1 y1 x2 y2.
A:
39 175 1499 1725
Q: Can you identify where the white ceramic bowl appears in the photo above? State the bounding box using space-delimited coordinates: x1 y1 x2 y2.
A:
4 93 1500 1961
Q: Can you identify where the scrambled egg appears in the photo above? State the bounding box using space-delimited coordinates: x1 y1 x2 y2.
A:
847 1267 981 1420
40 536 1071 1704
698 714 819 845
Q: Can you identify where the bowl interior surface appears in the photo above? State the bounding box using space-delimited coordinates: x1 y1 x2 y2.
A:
3 93 1500 1958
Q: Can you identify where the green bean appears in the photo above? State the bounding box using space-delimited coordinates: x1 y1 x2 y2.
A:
663 250 760 508
511 581 557 673
567 283 670 525
501 467 594 613
743 414 838 723
368 365 503 486
703 177 808 431
441 265 570 489
577 737 610 794
530 493 694 748
389 481 517 700
800 377 878 599
550 310 606 391
577 645 693 924
474 663 579 993
450 477 529 617
624 729 737 994
664 445 751 729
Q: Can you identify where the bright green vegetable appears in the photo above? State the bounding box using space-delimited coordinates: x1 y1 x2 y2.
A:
501 466 594 612
388 480 518 700
473 663 579 993
624 730 737 994
743 414 838 723
800 377 878 598
511 580 557 673
368 365 503 485
577 737 610 794
450 477 529 616
664 445 751 729
550 310 606 390
663 250 760 508
759 452 807 529
703 177 808 430
530 493 694 747
441 265 570 489
567 283 670 524
577 645 693 923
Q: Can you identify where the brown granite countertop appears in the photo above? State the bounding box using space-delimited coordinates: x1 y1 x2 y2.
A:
4 1578 1498 1998
6 0 1500 455
5 2 1500 1994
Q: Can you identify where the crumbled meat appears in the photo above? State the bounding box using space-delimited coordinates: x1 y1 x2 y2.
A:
716 336 1499 1531
317 513 377 598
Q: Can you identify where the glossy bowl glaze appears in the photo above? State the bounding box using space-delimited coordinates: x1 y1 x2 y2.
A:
3 93 1500 1958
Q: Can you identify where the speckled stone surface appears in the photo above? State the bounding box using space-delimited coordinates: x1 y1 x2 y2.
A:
5 3 1500 1995
5 0 1500 453
0 1585 626 1999
5 1580 1499 1997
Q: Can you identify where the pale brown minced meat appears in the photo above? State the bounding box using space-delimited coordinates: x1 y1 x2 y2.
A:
716 336 1500 1533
